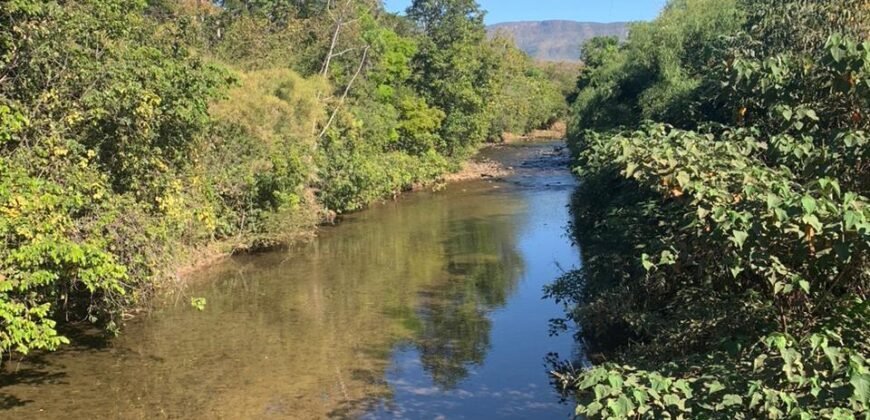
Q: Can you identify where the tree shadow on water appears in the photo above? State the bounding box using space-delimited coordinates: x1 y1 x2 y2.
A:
0 353 66 410
0 323 112 411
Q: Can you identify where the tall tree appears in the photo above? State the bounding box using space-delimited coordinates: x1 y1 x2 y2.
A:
406 0 493 156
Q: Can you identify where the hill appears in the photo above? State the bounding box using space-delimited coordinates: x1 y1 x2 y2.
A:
487 20 629 62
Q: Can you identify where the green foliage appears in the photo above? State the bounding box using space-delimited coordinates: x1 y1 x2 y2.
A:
318 124 450 212
552 0 870 417
0 0 567 358
205 68 325 243
486 35 567 137
568 0 744 131
0 0 225 356
538 61 583 102
407 0 494 156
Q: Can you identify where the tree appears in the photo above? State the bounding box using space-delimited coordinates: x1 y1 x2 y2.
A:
406 0 493 156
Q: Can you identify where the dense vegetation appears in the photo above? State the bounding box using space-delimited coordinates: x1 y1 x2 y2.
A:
549 0 870 417
0 0 566 358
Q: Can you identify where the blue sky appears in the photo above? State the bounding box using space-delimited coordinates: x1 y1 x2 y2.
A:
382 0 669 24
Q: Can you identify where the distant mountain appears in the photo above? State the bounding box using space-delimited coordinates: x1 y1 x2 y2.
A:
487 20 630 62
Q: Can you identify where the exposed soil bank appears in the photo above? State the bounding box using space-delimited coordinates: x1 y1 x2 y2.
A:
501 121 567 143
441 157 512 182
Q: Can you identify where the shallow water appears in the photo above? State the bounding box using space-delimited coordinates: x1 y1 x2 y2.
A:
1 141 581 419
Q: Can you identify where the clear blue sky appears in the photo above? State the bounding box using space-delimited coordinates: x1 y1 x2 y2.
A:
383 0 669 24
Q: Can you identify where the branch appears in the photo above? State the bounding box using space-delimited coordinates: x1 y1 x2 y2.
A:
318 46 370 139
320 3 361 76
330 47 358 58
321 19 343 76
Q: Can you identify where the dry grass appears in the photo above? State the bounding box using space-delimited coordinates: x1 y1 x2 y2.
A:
442 157 511 182
501 121 567 143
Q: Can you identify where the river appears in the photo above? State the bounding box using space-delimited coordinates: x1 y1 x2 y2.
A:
1 141 581 419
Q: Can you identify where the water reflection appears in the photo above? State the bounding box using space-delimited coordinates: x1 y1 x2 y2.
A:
367 143 580 419
0 142 576 419
416 215 525 390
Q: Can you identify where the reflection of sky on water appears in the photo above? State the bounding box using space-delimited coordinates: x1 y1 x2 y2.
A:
366 142 580 419
365 352 570 419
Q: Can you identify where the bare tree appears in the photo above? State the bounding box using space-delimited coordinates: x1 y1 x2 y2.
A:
320 0 360 77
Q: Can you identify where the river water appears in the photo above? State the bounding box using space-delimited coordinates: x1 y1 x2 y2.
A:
1 141 581 419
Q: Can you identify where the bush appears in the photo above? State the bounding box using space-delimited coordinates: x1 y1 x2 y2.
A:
551 0 870 417
204 68 327 244
0 0 226 356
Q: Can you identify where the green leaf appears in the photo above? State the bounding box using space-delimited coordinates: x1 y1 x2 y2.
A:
801 196 817 214
676 171 691 188
749 391 763 408
798 279 810 294
720 394 743 407
641 253 655 271
588 401 605 416
632 389 649 406
774 281 785 295
766 193 783 209
831 45 844 62
803 214 823 232
707 381 726 394
829 179 841 196
809 334 826 352
824 346 843 371
731 230 749 249
662 393 682 408
844 211 861 230
608 373 624 390
594 384 609 400
607 394 635 417
674 380 693 398
754 354 768 372
851 373 869 405
624 162 638 179
659 250 676 265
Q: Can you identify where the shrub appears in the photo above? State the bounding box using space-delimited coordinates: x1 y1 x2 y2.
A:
551 0 870 417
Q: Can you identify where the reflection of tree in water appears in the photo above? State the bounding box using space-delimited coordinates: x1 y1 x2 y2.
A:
415 217 524 389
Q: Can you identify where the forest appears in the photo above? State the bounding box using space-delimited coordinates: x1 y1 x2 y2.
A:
0 0 566 357
549 0 869 417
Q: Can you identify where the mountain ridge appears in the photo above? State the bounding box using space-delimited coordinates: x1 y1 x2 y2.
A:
487 20 630 62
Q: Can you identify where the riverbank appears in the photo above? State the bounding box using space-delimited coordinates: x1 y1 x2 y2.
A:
501 121 567 143
168 136 565 292
440 157 512 183
1 139 579 419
